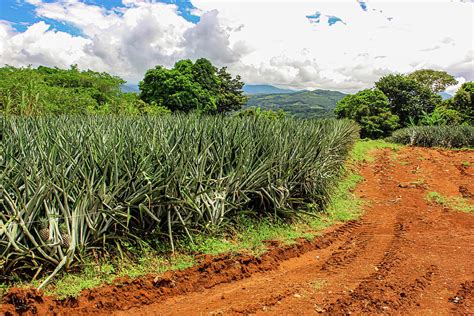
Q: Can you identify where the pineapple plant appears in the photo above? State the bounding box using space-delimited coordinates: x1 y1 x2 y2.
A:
59 223 71 248
39 218 50 242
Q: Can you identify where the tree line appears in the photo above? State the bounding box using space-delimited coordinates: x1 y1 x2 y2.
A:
335 69 473 138
1 61 472 132
0 59 247 116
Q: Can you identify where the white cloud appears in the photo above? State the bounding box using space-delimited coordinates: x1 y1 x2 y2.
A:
0 20 90 68
446 76 467 95
0 0 472 92
182 10 249 64
192 0 473 91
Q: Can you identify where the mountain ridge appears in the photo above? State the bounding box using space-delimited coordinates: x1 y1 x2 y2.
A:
243 84 296 95
245 89 346 118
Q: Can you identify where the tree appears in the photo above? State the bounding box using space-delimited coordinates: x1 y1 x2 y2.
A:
334 89 399 138
217 67 247 113
450 81 474 124
139 58 246 114
139 61 214 112
375 74 440 126
408 69 458 93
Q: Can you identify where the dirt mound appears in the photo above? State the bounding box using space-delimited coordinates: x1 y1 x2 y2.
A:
1 221 360 315
2 146 473 315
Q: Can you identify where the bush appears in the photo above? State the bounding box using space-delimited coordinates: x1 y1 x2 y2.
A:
0 65 172 116
0 65 125 115
1 115 358 283
335 89 399 139
389 125 474 148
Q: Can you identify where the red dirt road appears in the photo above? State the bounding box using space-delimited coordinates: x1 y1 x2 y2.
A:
2 146 474 315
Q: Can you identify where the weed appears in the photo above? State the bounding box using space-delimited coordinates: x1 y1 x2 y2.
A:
426 191 474 213
309 279 327 291
427 191 446 205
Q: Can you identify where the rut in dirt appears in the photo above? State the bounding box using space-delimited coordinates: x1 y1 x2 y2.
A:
1 146 473 315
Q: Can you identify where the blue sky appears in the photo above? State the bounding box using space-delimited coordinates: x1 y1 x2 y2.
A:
0 0 200 34
1 0 79 34
0 1 472 92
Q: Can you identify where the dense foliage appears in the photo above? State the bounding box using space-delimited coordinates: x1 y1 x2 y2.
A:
139 58 247 114
335 69 472 139
375 73 441 126
389 125 474 148
334 89 399 138
449 81 474 124
0 65 116 115
246 89 346 118
1 115 358 284
407 69 458 93
0 65 172 115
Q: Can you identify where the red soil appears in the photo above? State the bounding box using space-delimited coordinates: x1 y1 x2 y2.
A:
2 146 473 315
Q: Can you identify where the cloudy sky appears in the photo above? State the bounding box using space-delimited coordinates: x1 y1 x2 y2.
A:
0 0 473 92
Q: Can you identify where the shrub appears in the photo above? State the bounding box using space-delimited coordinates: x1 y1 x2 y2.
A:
335 88 399 139
0 65 125 115
389 125 474 148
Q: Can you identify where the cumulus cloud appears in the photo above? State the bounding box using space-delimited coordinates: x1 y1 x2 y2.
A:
192 0 473 91
182 10 251 66
0 20 90 68
0 0 472 92
1 0 240 82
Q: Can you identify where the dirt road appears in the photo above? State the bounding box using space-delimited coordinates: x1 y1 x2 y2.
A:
2 146 474 315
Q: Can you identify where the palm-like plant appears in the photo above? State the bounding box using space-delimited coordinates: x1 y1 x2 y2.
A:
1 114 358 287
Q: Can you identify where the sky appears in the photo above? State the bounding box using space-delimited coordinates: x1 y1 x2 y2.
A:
0 0 473 93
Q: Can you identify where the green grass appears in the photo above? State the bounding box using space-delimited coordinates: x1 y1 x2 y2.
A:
350 139 402 162
17 253 196 299
426 191 474 213
2 139 383 298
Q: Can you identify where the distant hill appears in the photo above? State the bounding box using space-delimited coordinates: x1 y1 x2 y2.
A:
243 84 296 95
439 92 452 100
121 83 344 118
246 89 346 118
121 83 139 93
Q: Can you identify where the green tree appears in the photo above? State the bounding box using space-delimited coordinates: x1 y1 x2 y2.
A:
217 67 247 113
139 59 246 114
139 62 213 112
450 81 474 124
408 69 458 93
191 58 220 93
375 74 440 126
334 89 399 138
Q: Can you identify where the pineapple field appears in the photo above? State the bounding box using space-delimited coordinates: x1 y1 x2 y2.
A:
0 115 358 287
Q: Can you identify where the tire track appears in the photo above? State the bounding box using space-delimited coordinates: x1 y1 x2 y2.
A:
449 281 474 315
